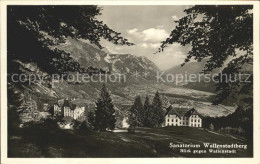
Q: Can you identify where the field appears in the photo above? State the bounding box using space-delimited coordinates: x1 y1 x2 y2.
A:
8 126 252 157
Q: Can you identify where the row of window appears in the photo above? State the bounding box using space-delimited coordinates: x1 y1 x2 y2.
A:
166 123 201 127
167 119 177 122
179 122 189 125
190 124 201 127
167 119 201 122
191 119 200 123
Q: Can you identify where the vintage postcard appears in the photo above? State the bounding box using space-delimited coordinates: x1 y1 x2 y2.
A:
0 0 259 164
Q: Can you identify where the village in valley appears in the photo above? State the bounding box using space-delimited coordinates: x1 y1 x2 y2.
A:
7 5 253 158
18 93 203 129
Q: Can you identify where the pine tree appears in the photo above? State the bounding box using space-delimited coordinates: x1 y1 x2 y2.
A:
152 91 164 127
128 95 143 131
209 123 215 131
94 84 116 131
143 95 152 127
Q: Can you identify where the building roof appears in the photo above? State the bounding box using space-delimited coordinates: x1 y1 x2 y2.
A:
57 99 65 107
71 100 87 108
165 105 202 118
63 100 77 110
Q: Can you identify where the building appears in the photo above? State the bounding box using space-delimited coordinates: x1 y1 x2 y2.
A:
63 100 85 120
53 99 64 116
163 105 202 127
52 99 86 120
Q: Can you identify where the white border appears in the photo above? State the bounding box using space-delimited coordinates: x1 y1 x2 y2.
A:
1 1 259 164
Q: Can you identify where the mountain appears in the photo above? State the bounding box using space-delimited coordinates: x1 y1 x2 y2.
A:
165 59 220 75
56 38 160 74
11 37 162 127
167 58 253 95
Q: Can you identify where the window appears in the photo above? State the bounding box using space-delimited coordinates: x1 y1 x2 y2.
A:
195 119 196 122
172 119 174 122
191 124 193 127
198 119 200 123
191 119 193 122
168 119 169 122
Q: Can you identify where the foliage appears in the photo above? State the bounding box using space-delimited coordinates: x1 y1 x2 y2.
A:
151 91 165 126
128 92 165 128
159 5 253 104
72 120 82 130
142 95 153 127
87 111 95 128
219 127 245 136
94 83 116 131
128 95 144 129
203 104 253 140
8 6 133 75
209 123 214 131
7 6 133 132
8 108 21 135
8 84 22 134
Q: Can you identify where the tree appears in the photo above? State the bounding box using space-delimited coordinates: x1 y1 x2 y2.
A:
158 5 253 105
7 6 134 115
209 123 215 131
142 95 153 127
8 83 22 135
128 95 143 132
94 84 116 131
8 6 133 75
151 91 164 127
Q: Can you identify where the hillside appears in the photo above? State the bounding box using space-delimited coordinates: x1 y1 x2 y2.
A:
9 127 252 157
56 38 160 75
12 37 238 128
165 59 219 75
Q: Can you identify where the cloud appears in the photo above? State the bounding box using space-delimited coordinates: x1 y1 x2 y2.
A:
156 25 164 28
172 15 178 21
127 27 169 42
140 43 148 48
142 28 169 42
105 46 119 54
127 28 138 34
163 43 186 57
140 43 161 49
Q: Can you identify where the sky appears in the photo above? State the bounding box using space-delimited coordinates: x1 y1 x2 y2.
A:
97 6 192 71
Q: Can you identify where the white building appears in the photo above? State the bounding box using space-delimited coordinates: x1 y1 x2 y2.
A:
163 105 202 127
62 100 85 120
53 99 85 120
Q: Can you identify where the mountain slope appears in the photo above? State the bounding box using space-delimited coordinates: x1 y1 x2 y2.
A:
56 38 160 74
165 59 220 75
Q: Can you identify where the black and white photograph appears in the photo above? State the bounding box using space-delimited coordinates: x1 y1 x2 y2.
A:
1 0 260 162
